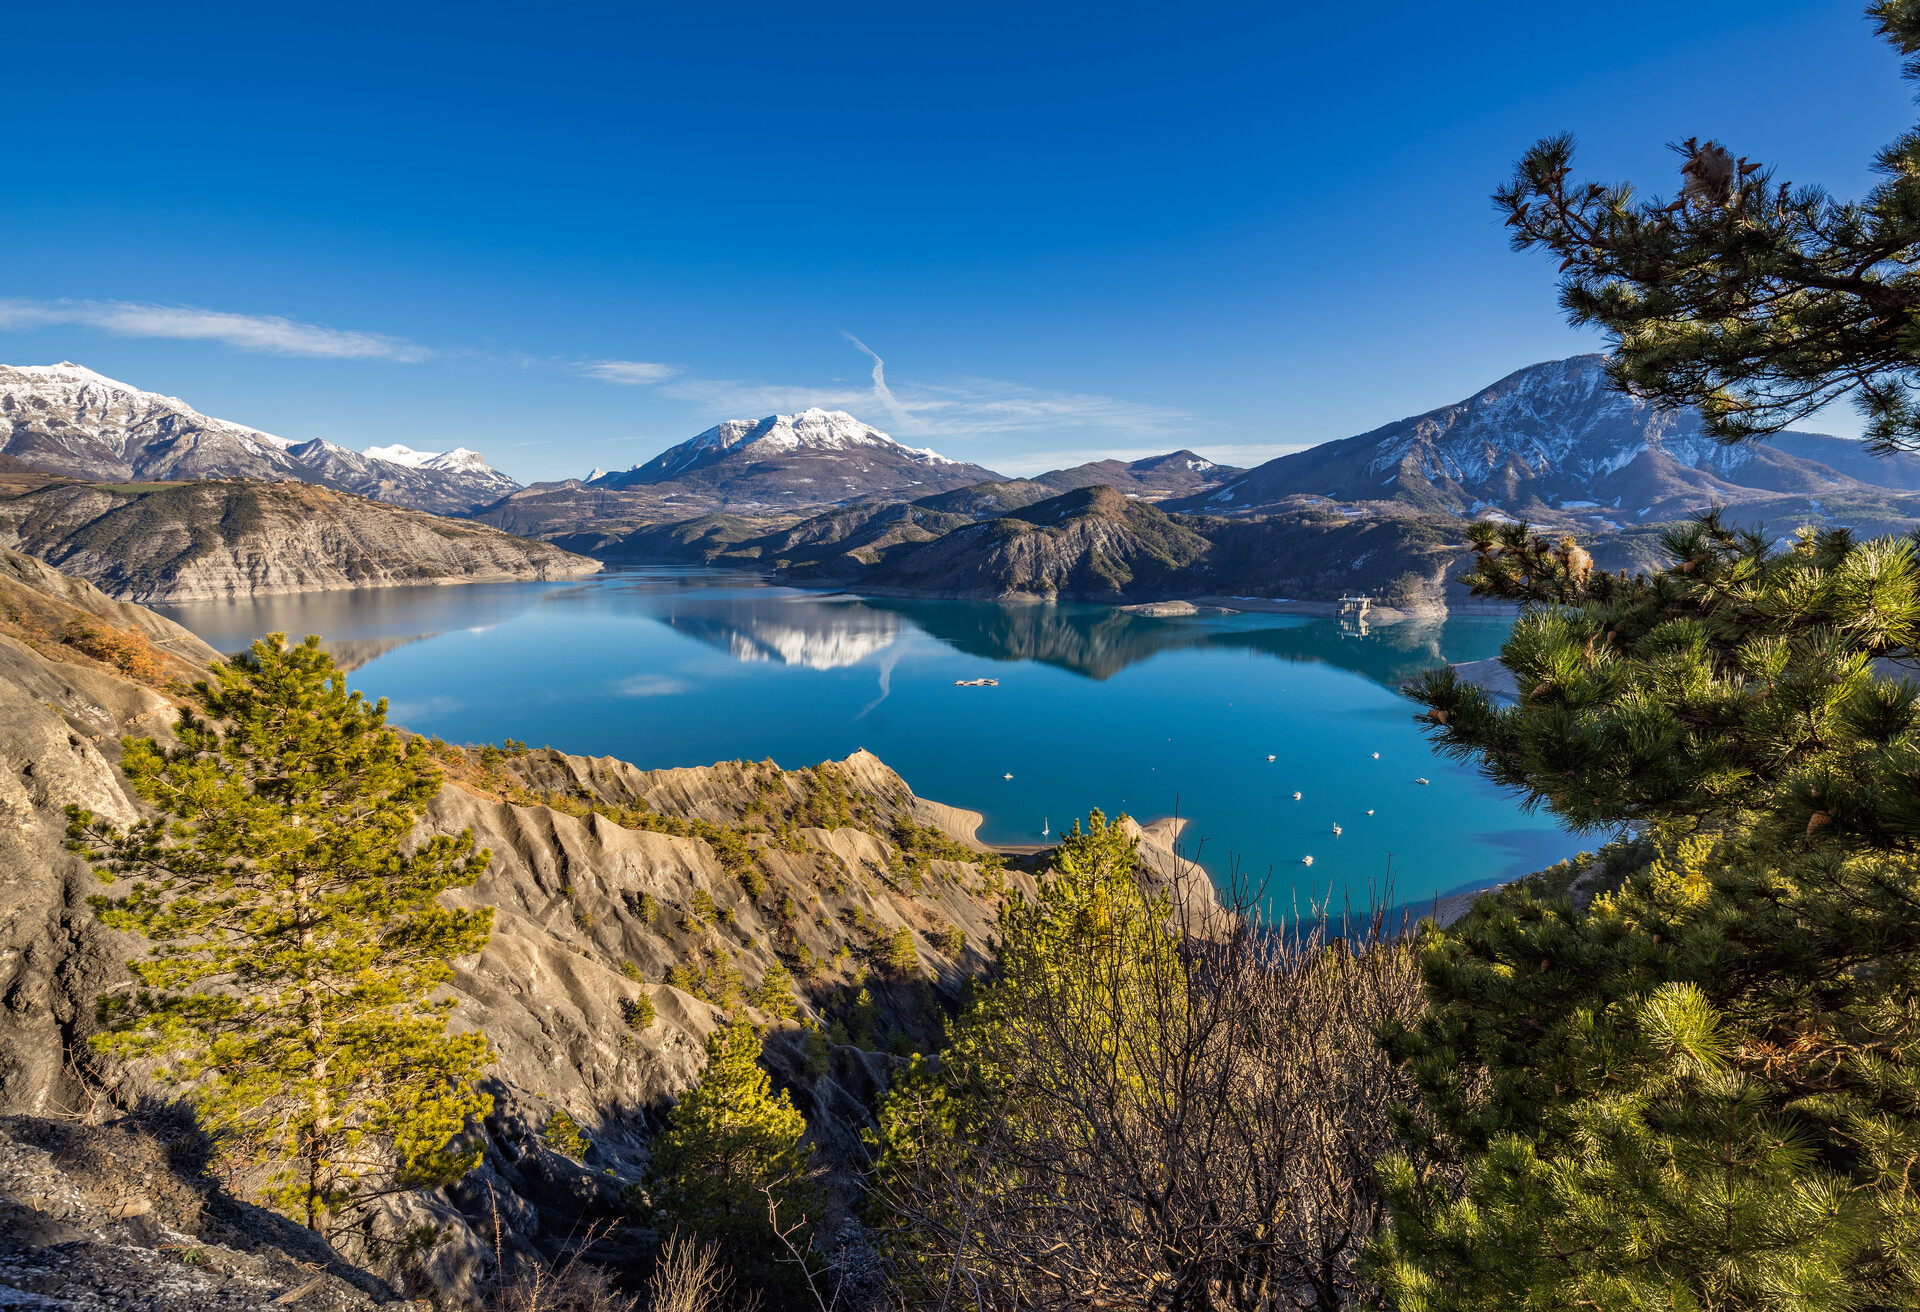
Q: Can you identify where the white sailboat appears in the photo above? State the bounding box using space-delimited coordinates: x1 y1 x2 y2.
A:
1292 791 1302 801
1042 818 1049 837
1331 824 1342 836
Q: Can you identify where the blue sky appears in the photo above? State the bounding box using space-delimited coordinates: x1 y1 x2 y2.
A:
2 1 1907 482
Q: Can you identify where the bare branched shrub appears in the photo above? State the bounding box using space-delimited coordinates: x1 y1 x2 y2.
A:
648 1231 734 1312
869 812 1423 1311
478 1188 638 1312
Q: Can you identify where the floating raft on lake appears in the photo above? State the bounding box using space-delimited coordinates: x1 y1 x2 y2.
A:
955 678 1000 687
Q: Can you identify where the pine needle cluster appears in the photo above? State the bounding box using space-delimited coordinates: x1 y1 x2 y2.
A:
1378 519 1920 1307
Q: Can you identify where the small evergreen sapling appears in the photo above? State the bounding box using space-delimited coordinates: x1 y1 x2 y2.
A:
73 634 494 1231
642 1016 818 1299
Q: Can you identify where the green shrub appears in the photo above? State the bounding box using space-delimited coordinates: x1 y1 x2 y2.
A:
625 993 656 1031
881 926 918 976
751 963 798 1021
542 1110 590 1160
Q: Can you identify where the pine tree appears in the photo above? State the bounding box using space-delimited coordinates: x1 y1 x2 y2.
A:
1493 3 1920 452
751 962 799 1021
72 633 495 1231
1372 520 1920 1307
643 1016 817 1297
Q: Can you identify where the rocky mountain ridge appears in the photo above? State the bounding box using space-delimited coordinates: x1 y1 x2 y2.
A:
0 363 521 514
1172 354 1920 534
0 480 600 601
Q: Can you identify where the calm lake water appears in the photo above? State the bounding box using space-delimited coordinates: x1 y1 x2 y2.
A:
153 570 1587 915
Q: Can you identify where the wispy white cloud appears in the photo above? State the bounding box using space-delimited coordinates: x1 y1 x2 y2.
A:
0 297 429 361
889 377 1193 440
596 335 1194 446
654 375 872 415
581 359 679 385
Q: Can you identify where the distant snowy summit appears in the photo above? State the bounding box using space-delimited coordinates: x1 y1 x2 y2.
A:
572 407 1002 510
593 408 973 488
0 362 520 515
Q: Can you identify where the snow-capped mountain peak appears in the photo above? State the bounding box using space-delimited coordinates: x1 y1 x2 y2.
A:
363 443 497 474
636 408 965 480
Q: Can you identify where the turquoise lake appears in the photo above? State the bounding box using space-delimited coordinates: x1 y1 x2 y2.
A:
152 570 1589 915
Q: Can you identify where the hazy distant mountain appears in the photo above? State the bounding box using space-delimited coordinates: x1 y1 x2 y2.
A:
1171 355 1920 531
1029 449 1242 500
0 362 521 514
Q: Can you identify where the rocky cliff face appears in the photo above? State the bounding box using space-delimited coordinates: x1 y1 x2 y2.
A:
0 480 601 601
0 362 523 514
0 551 1092 1303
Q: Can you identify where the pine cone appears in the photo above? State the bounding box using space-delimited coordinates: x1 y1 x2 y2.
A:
1807 811 1832 835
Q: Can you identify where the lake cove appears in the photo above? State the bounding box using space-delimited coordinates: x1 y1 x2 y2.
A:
153 568 1587 916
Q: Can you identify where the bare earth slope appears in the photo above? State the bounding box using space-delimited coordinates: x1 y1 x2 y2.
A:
0 556 1117 1302
0 480 601 601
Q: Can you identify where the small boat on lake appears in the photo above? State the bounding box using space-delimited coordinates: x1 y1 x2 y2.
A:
955 678 999 687
1415 778 1430 786
1331 824 1342 836
1366 809 1374 815
1371 752 1380 759
1267 754 1276 761
1301 855 1314 866
1292 791 1302 801
1003 772 1013 780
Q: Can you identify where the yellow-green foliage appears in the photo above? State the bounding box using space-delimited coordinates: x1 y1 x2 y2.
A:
639 1017 818 1294
1382 519 1920 1308
870 810 1169 1294
626 992 656 1031
75 634 495 1231
751 962 799 1021
542 1110 590 1160
880 926 918 976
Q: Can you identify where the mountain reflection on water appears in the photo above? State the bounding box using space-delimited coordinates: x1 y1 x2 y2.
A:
861 598 1506 690
663 599 902 671
151 568 1572 910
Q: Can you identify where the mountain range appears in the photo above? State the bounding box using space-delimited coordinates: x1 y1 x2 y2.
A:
1167 354 1920 535
0 363 521 514
482 433 1247 540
